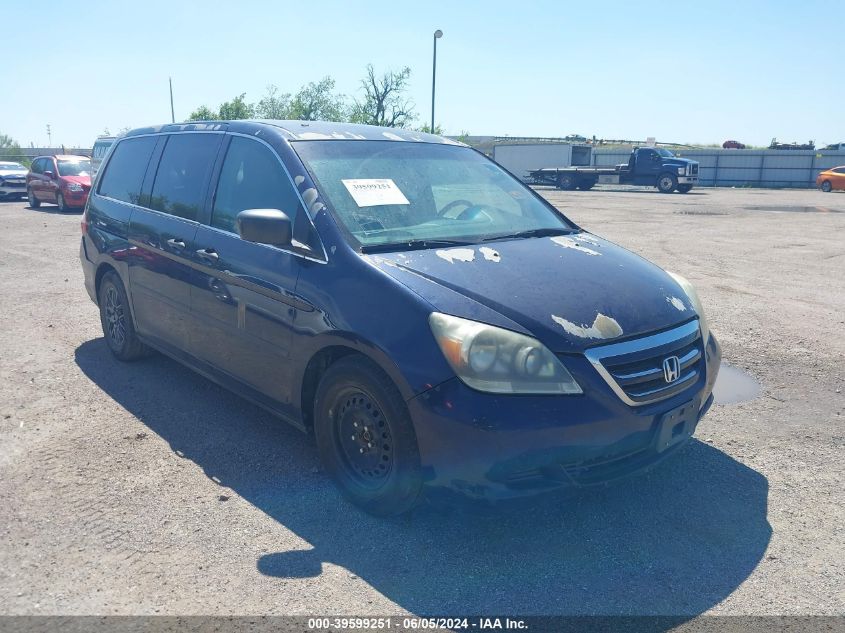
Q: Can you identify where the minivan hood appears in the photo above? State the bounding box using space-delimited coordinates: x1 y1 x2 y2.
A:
366 233 696 353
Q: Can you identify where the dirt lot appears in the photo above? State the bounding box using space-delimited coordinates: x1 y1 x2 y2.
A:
0 187 843 618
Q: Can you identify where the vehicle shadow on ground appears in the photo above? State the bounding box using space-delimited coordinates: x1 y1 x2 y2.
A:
19 203 80 214
75 338 771 617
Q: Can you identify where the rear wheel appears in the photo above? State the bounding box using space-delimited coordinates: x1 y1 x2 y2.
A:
56 192 68 212
98 271 148 361
677 184 693 193
314 355 422 516
557 173 578 191
657 172 678 193
821 180 832 193
27 188 40 208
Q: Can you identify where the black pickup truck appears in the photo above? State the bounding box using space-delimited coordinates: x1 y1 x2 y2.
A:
528 147 700 193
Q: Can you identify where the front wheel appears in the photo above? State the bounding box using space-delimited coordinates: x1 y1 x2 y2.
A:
821 180 832 193
657 172 678 193
314 355 422 516
27 188 41 208
98 271 149 361
56 192 68 212
577 180 596 191
677 184 693 193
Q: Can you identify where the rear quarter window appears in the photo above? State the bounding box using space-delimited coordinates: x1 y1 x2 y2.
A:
97 137 158 205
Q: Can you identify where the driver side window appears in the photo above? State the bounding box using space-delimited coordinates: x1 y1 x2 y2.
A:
212 137 301 234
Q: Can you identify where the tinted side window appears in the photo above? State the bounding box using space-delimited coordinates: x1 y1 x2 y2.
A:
212 137 300 233
97 137 157 205
150 134 220 221
30 159 43 174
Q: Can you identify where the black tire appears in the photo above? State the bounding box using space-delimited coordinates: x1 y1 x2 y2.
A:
821 180 832 193
56 191 68 212
557 173 578 191
677 184 693 193
98 271 148 361
577 180 596 191
314 355 422 516
27 188 40 208
657 172 678 193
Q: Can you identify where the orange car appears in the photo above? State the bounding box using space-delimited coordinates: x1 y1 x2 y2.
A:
816 166 845 192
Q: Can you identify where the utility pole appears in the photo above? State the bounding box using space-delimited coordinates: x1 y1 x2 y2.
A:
431 29 443 133
46 124 52 147
169 77 175 123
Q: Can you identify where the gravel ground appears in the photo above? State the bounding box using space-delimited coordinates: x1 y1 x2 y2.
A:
0 187 842 618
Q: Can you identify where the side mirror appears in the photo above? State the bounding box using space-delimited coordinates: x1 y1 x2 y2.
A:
44 170 55 179
236 209 292 247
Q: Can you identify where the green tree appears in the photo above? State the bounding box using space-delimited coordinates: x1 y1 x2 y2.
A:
217 93 255 120
417 123 444 135
0 133 27 163
254 85 291 119
188 105 216 121
288 76 347 121
349 65 415 128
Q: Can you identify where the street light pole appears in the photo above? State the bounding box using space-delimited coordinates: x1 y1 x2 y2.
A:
431 29 443 133
169 77 175 123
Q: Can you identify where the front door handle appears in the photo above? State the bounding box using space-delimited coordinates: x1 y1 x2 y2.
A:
196 248 219 262
166 238 186 249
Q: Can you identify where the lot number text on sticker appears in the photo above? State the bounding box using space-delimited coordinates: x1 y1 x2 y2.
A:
342 179 410 207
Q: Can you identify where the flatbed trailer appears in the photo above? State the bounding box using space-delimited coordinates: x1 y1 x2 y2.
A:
528 147 700 193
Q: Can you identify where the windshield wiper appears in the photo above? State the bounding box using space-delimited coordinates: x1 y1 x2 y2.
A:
361 239 475 254
482 227 576 242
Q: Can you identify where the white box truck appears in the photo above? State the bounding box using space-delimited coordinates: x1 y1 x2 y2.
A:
492 143 592 182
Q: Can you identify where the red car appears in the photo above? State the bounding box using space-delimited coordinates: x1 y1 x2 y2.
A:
26 155 92 211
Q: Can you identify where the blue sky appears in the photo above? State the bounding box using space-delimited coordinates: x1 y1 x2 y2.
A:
4 0 843 148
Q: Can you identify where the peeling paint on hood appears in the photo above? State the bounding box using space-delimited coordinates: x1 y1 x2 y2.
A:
364 234 693 352
667 296 687 311
436 248 476 263
551 313 624 340
479 247 501 262
550 235 601 256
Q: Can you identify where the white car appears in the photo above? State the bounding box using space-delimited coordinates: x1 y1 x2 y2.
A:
0 161 28 201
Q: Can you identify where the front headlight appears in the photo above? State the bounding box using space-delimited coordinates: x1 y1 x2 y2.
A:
65 182 83 192
429 312 582 394
666 272 710 342
677 167 686 175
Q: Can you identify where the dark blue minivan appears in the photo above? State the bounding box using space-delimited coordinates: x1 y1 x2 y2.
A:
80 120 721 514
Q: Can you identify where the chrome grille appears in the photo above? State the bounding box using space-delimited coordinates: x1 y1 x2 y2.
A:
584 320 704 406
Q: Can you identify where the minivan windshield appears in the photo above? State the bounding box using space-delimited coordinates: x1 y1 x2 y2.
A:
57 159 91 177
293 140 575 250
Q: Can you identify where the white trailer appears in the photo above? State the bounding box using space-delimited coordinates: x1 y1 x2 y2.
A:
492 143 592 182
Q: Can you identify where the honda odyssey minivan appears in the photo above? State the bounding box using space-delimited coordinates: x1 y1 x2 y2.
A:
80 120 721 515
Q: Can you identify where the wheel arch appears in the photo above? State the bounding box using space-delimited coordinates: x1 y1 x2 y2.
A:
94 262 120 304
298 339 418 434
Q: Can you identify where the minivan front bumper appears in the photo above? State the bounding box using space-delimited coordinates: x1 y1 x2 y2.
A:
408 332 721 500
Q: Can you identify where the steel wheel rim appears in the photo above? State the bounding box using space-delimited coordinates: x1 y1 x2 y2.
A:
334 390 393 489
104 286 126 348
660 176 674 190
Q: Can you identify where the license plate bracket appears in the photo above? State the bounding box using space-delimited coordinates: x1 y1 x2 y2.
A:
655 397 700 452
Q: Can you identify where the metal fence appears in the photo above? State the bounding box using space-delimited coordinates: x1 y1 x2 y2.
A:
592 149 845 188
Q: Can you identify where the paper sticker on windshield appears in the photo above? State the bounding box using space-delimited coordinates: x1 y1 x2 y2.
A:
342 179 410 207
